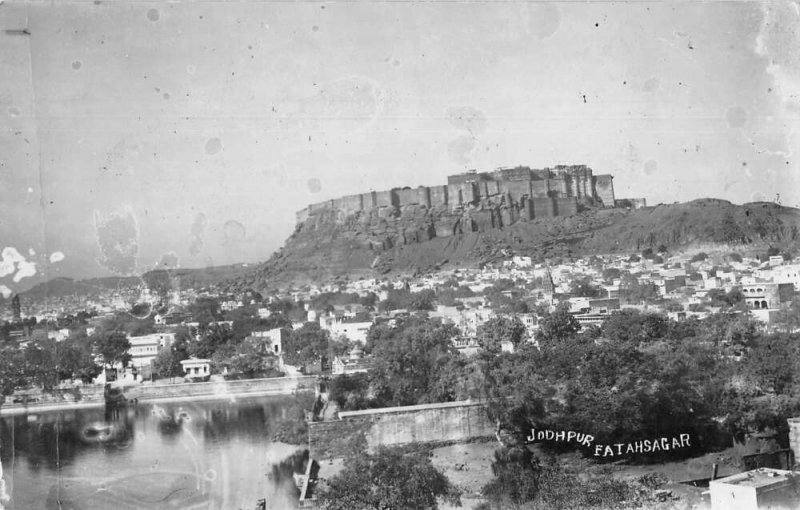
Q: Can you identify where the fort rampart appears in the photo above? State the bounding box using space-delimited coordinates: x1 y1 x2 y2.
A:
295 164 616 225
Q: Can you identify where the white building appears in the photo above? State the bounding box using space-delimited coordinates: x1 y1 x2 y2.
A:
250 328 288 356
710 468 799 509
327 320 372 345
331 347 375 375
128 332 175 368
766 264 800 289
180 357 211 381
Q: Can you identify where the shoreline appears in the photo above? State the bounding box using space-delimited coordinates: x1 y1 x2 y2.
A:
0 383 315 416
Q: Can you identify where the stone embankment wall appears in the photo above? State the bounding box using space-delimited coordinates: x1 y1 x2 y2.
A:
1 376 316 415
308 400 495 460
126 375 316 402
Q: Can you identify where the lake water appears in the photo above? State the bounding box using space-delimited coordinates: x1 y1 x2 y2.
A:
0 395 309 510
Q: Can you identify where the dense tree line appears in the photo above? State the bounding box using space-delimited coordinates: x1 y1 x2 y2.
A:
326 310 800 465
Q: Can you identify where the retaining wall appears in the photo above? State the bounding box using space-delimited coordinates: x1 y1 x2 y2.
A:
308 400 495 460
1 376 316 415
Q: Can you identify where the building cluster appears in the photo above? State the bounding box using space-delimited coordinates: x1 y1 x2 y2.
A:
2 244 797 385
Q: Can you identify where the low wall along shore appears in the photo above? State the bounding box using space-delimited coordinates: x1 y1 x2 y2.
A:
0 376 316 415
308 400 495 459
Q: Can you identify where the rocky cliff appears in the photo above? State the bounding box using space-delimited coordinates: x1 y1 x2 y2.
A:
231 199 800 291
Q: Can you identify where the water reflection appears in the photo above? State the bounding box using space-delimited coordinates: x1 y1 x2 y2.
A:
152 404 192 437
0 395 308 509
78 406 135 447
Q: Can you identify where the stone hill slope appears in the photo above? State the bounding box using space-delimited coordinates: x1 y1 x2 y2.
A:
233 199 800 291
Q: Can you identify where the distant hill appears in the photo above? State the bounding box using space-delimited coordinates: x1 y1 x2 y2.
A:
10 264 254 305
16 276 141 302
228 199 800 291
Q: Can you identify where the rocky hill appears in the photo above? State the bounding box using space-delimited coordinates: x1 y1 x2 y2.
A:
231 199 800 291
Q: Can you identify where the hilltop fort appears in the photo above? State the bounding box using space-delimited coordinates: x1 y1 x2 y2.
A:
244 167 798 287
296 164 625 230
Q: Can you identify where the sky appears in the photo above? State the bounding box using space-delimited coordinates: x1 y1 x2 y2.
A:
1 0 799 293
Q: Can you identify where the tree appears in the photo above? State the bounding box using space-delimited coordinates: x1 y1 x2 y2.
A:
282 322 330 370
690 252 709 263
92 331 132 369
226 338 279 378
601 310 668 344
369 317 461 406
21 339 60 391
482 447 540 508
58 332 102 382
189 323 234 359
478 317 527 353
602 268 621 281
151 334 189 379
0 345 27 400
619 274 659 304
535 304 579 346
316 447 460 510
775 300 800 333
327 373 372 411
569 276 603 298
741 333 800 394
188 297 222 325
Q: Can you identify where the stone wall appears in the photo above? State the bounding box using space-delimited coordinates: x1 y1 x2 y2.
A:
308 400 495 460
1 376 317 415
555 197 579 216
333 194 364 215
295 165 614 227
375 190 396 207
594 175 615 207
395 187 421 206
429 185 449 206
787 417 800 469
530 179 550 198
532 197 555 218
499 179 532 200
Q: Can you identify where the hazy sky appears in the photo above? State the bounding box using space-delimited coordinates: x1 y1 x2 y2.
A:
1 0 799 292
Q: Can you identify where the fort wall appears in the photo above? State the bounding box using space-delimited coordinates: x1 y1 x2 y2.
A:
555 197 579 216
395 187 420 206
333 194 364 214
429 185 448 206
361 191 377 209
494 167 533 181
375 190 396 208
447 182 478 206
532 197 555 218
530 180 550 198
594 175 615 207
294 164 616 227
499 179 532 200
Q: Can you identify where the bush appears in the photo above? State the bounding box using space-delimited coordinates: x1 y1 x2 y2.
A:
690 252 708 263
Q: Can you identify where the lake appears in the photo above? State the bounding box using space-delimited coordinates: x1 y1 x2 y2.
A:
0 395 310 510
